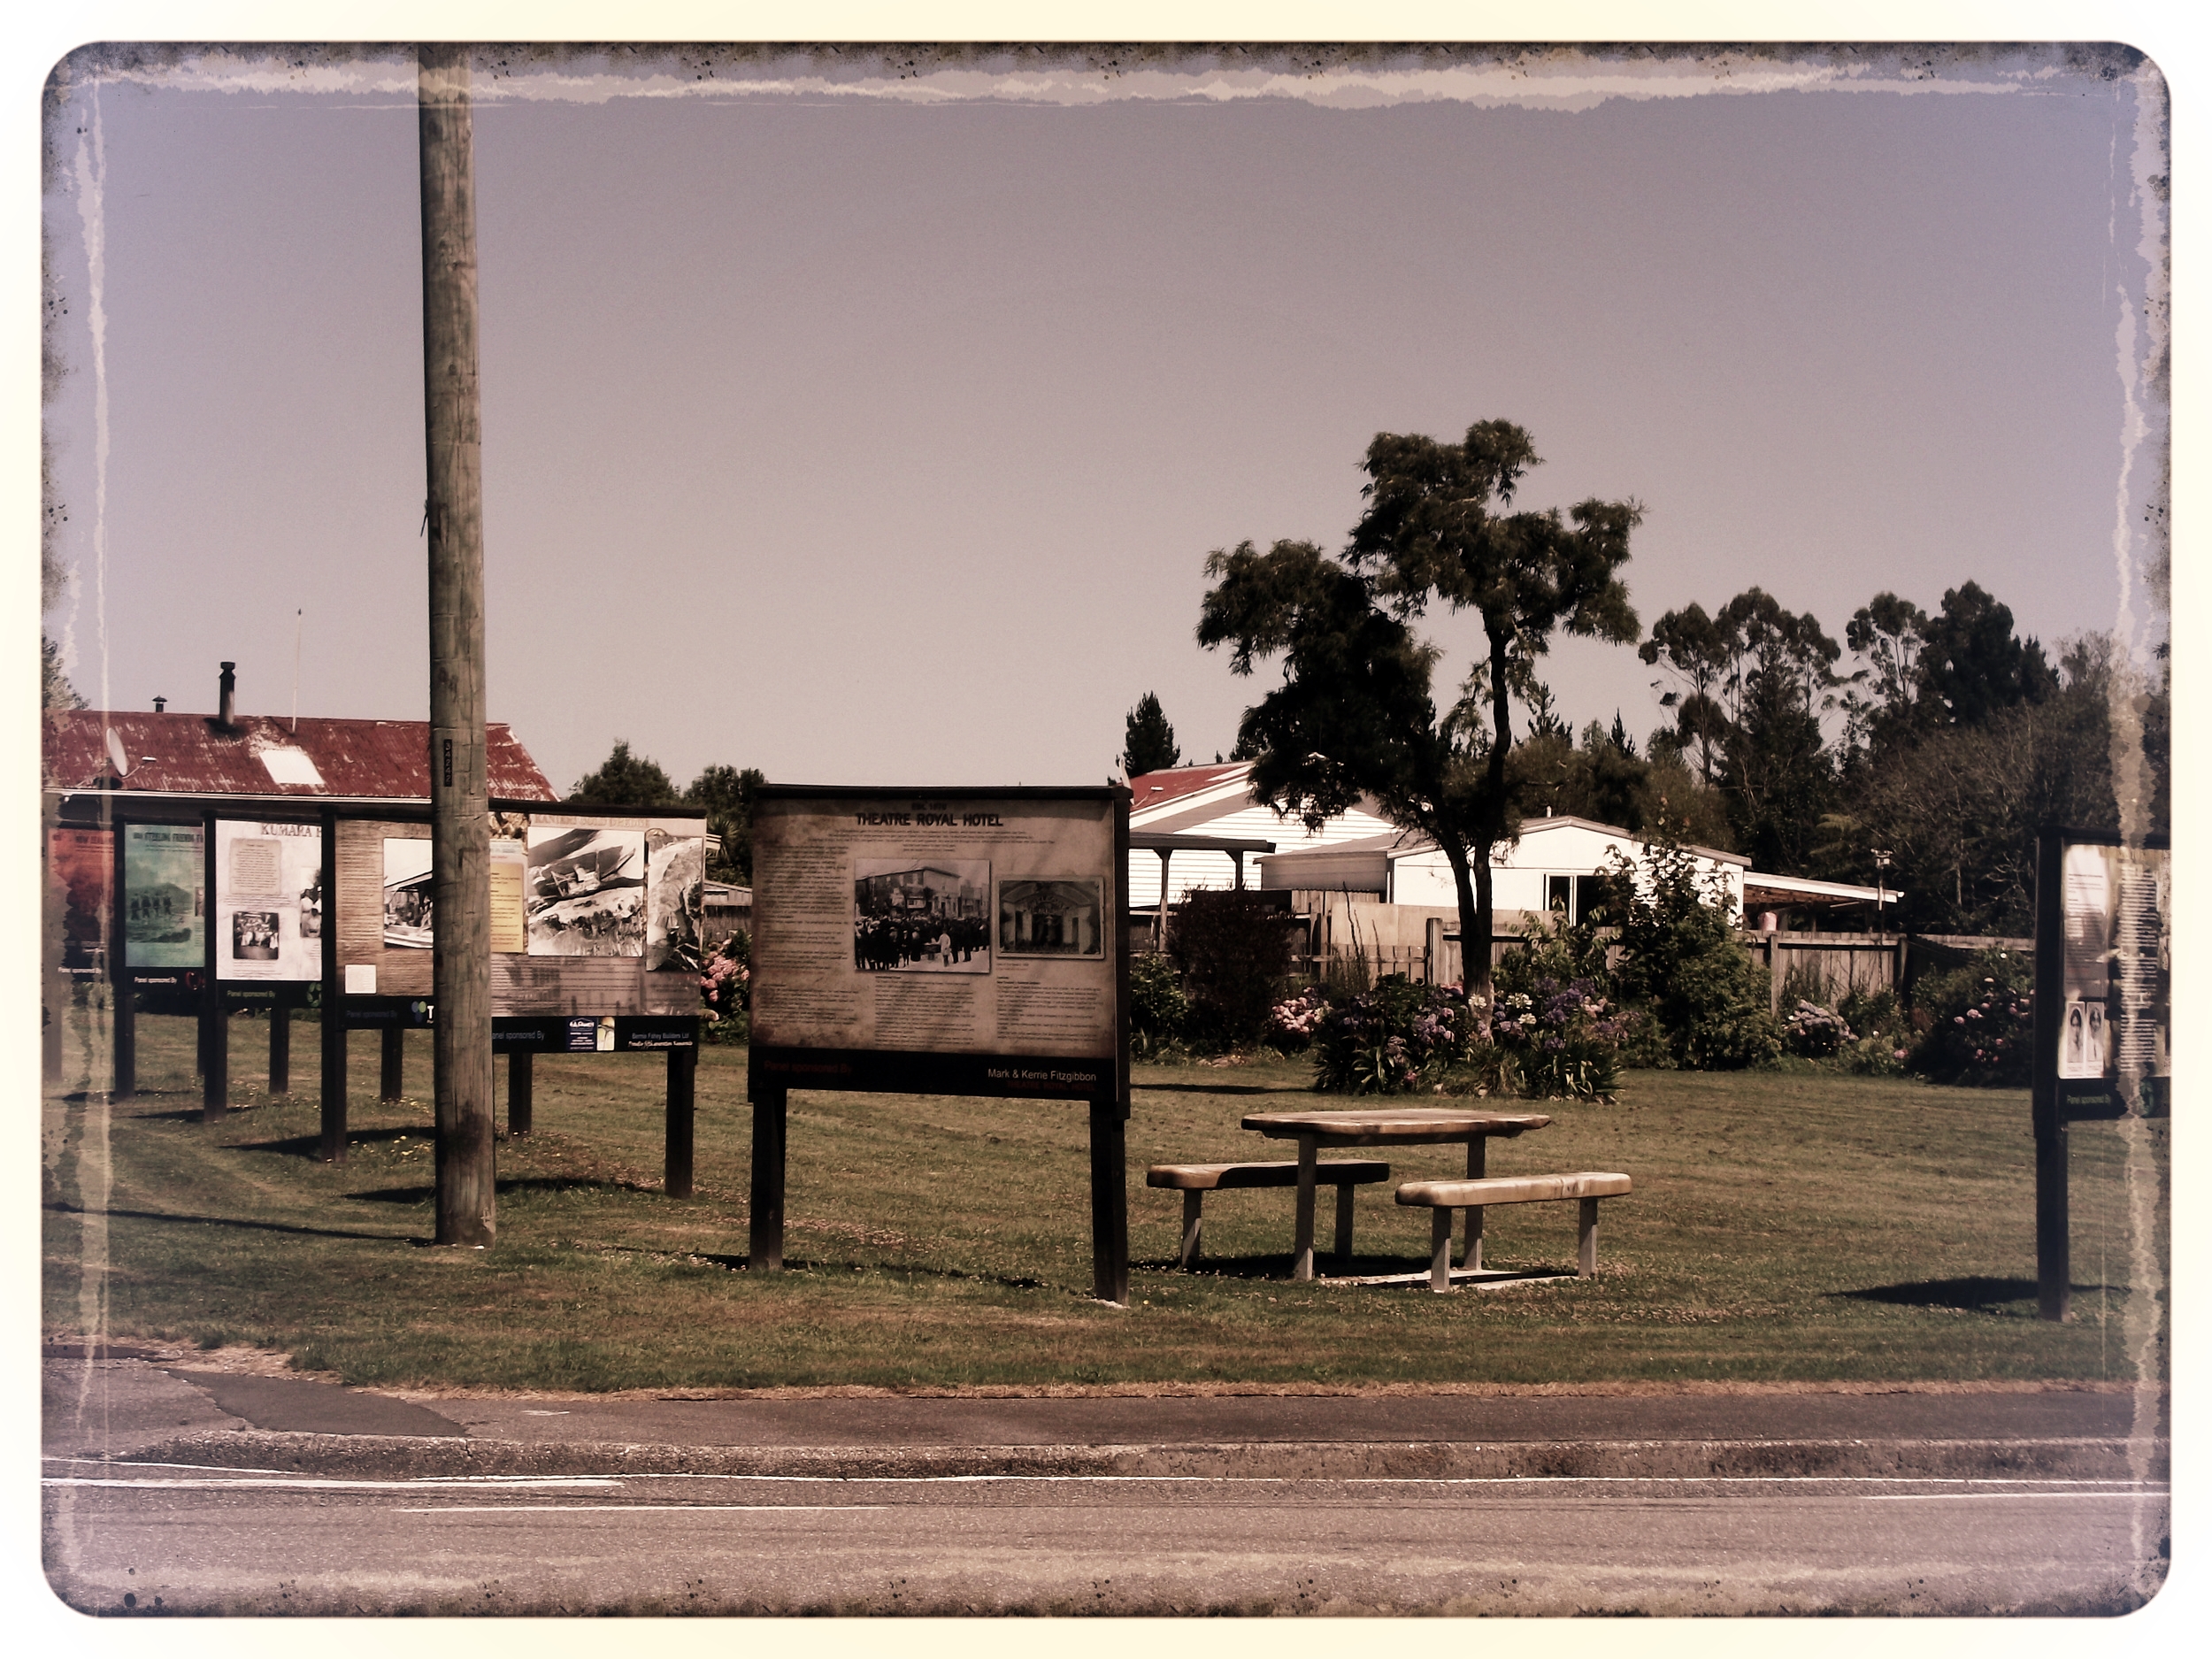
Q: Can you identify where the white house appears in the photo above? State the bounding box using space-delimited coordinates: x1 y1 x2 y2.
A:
1257 813 1748 920
1251 813 1752 969
1125 763 1399 910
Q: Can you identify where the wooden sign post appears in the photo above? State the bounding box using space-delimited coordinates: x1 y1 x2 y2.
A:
746 786 1133 1302
2031 826 2170 1321
419 42 496 1249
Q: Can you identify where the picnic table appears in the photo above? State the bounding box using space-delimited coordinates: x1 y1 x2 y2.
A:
1240 1106 1553 1281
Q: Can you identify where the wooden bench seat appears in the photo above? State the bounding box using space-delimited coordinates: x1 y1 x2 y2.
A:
1395 1171 1632 1291
1147 1160 1392 1270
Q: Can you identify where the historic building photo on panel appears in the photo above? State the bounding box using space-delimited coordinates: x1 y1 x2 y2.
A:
526 826 648 956
997 878 1105 957
853 856 991 972
382 839 434 949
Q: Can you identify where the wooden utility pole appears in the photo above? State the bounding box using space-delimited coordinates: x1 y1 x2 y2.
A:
419 44 495 1248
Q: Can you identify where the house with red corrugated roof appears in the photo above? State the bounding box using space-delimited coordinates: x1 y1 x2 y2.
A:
42 661 558 810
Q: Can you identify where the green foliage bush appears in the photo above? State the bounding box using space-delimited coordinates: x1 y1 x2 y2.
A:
1603 829 1782 1069
1781 999 1853 1058
1129 952 1189 1057
1836 987 1911 1076
1309 975 1480 1094
1165 888 1295 1048
1486 911 1631 1100
1908 949 2034 1087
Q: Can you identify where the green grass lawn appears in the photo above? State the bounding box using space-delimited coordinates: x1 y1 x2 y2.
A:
42 1009 2168 1392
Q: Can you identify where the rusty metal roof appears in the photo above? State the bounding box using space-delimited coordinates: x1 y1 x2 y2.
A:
42 710 557 803
1126 762 1252 816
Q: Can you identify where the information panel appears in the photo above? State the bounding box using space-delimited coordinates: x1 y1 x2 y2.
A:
213 819 323 982
2044 835 2170 1118
749 787 1123 1100
122 823 204 969
49 826 112 977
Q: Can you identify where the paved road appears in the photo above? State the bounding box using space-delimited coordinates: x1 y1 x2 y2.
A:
42 1462 2168 1616
39 1353 2172 1617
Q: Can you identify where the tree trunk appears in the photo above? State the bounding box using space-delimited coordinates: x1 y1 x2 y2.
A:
1441 837 1493 1006
419 44 495 1249
1471 619 1516 1007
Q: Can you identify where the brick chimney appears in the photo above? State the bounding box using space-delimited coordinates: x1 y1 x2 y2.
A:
218 661 236 727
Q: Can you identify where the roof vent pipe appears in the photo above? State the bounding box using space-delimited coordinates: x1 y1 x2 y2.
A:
152 696 166 713
218 662 236 727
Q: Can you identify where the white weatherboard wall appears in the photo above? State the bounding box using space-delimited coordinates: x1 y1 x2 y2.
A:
1127 764 1396 909
1261 816 1747 918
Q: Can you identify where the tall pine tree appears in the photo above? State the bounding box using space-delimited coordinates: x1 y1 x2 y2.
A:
1122 692 1182 776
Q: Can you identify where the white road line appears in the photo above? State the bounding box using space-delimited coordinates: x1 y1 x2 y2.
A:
395 1504 891 1514
44 1469 2169 1499
1864 1490 2170 1502
45 1476 622 1492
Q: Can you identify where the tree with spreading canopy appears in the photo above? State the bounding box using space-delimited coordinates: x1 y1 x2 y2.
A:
1640 587 1841 872
1196 419 1640 1000
684 763 765 883
1121 691 1181 777
571 742 764 882
570 739 680 806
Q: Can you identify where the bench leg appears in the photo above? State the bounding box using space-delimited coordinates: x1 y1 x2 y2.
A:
1463 1205 1485 1273
1180 1189 1203 1271
1430 1207 1455 1293
1578 1197 1600 1277
1333 1182 1355 1266
1291 1137 1317 1282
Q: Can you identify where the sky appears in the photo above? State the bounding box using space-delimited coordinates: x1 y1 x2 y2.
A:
41 42 2169 798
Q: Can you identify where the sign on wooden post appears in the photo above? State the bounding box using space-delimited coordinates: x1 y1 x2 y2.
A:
747 786 1133 1302
2032 828 2170 1321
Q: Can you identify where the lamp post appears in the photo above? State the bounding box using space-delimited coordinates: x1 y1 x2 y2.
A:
1871 848 1893 933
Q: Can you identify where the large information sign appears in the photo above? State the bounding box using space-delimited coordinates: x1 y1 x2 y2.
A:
2031 828 2170 1321
213 819 324 982
749 787 1124 1099
2045 837 2170 1118
745 785 1132 1302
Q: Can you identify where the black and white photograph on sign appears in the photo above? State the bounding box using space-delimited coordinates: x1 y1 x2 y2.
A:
526 827 647 956
644 830 706 972
997 878 1105 958
853 857 990 973
382 839 434 949
230 910 280 962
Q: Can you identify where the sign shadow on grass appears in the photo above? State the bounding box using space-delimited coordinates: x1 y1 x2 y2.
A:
1132 1081 1315 1096
42 1200 424 1247
343 1175 663 1204
1830 1275 2122 1314
230 1125 418 1158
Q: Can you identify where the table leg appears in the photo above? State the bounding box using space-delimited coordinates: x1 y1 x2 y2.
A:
1292 1136 1317 1281
1463 1137 1486 1271
1333 1180 1356 1266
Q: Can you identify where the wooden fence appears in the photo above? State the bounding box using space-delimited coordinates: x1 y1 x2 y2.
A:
1134 909 2028 1016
